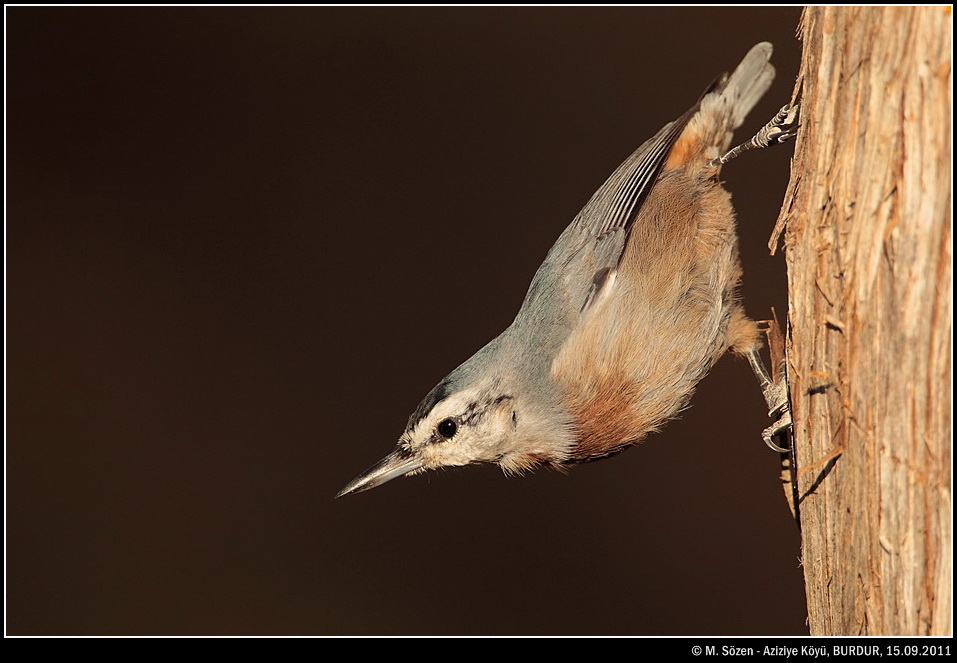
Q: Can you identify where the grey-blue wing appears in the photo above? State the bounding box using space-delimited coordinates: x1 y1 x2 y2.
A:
509 109 697 356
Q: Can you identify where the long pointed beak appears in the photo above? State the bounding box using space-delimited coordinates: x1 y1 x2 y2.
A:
335 449 423 498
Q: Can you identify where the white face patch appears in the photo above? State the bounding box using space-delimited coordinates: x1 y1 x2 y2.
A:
405 386 518 469
398 372 576 474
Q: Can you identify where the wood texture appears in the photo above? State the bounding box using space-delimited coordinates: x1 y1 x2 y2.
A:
774 7 951 635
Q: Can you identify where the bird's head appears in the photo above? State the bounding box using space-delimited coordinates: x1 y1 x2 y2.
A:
336 361 574 497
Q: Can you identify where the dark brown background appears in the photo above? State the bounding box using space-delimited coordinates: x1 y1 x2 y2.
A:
8 7 808 635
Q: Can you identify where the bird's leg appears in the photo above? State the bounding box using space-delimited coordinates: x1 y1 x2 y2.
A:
710 103 800 167
745 347 792 453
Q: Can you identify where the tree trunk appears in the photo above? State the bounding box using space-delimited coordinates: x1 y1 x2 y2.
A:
773 6 951 636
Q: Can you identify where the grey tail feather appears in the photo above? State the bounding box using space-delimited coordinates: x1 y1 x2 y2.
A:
722 41 776 129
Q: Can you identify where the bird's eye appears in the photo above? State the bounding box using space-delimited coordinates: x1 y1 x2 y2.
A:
437 418 458 439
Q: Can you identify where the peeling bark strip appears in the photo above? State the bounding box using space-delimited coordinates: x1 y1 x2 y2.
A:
778 7 951 635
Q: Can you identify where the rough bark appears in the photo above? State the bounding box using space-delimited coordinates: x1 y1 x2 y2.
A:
772 7 952 636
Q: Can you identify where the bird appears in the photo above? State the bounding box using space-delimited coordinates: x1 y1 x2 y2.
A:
337 42 796 498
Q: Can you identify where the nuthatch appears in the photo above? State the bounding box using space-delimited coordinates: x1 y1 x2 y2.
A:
338 42 796 498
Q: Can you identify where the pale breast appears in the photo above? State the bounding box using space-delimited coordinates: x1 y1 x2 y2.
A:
550 169 750 461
